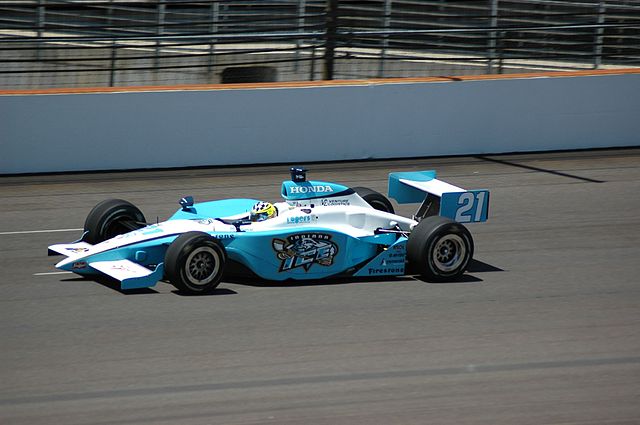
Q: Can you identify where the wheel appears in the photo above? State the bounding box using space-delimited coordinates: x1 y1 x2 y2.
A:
83 199 146 244
165 231 227 294
407 216 474 281
353 187 395 214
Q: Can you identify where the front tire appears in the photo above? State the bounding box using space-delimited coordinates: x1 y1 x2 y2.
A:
83 199 146 244
407 216 473 281
165 231 227 294
353 187 395 214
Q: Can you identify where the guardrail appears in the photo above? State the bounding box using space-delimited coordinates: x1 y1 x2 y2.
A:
1 0 639 89
2 70 639 174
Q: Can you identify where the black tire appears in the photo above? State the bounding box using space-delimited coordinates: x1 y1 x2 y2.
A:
407 216 474 281
165 231 227 294
83 199 146 244
353 187 395 214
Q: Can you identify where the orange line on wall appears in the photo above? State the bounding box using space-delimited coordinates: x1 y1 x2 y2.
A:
1 68 638 96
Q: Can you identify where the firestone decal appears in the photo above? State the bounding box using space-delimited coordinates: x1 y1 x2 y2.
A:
369 256 404 275
367 266 404 275
272 233 338 272
212 233 235 239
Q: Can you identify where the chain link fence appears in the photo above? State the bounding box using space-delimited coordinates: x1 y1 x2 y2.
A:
1 0 639 89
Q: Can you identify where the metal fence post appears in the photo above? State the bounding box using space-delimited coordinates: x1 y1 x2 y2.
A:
208 1 219 73
378 0 392 78
110 41 117 87
323 0 338 80
155 0 166 70
108 0 116 87
487 0 498 74
594 0 606 69
294 0 306 73
310 38 317 81
36 0 45 60
497 30 504 74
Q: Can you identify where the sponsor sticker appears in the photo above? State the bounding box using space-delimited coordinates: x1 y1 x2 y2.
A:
286 215 315 225
367 266 404 275
72 261 87 270
212 234 235 239
321 198 350 207
272 233 338 272
289 185 334 194
66 247 89 254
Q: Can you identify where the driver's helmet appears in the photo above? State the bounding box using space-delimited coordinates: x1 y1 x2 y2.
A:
250 201 277 222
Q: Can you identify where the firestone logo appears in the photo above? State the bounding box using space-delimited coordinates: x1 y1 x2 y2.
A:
289 185 334 194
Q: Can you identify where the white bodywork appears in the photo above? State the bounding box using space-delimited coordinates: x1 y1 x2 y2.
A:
399 178 465 197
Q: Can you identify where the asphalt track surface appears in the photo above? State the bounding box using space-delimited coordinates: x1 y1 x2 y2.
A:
1 149 639 425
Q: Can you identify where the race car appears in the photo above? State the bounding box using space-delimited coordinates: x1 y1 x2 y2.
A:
48 167 489 294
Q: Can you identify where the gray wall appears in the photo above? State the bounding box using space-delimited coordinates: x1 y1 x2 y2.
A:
1 74 639 174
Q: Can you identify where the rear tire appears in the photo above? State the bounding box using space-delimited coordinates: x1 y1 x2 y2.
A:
165 231 227 294
407 216 473 281
353 187 395 214
83 199 146 244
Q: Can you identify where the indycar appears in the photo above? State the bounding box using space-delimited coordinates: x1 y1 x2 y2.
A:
48 168 489 294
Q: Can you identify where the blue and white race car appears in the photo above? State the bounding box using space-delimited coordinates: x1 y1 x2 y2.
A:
48 168 489 294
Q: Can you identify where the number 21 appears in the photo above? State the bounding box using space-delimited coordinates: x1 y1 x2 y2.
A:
455 191 487 223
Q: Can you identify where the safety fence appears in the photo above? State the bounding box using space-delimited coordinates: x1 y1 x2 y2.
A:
1 0 639 89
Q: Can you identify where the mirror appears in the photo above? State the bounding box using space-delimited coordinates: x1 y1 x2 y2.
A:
179 196 194 211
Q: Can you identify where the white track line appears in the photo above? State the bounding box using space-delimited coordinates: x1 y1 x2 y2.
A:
0 228 82 236
34 271 74 276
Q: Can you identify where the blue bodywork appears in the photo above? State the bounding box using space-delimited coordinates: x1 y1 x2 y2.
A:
58 194 406 285
165 192 406 281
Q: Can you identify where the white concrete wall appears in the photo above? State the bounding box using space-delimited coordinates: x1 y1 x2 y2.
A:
1 73 639 174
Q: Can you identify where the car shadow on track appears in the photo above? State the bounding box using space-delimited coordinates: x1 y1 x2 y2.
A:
223 258 504 288
223 275 416 288
467 259 504 273
61 275 238 296
57 258 502 294
171 288 237 297
60 276 159 294
411 259 504 285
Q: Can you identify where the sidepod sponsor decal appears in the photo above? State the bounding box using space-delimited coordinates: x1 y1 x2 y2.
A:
272 233 338 272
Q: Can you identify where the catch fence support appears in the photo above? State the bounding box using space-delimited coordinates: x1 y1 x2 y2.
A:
36 0 45 60
323 0 338 80
109 0 116 86
155 0 166 70
294 0 306 72
378 0 392 78
487 0 499 74
208 1 219 73
594 0 606 69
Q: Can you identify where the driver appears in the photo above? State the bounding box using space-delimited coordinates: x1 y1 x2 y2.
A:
250 201 278 222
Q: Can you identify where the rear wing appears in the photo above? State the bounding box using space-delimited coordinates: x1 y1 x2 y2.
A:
388 171 489 223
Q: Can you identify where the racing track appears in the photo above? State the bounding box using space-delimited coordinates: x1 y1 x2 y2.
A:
1 148 639 425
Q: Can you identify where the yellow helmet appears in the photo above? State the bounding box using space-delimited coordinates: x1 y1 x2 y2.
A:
250 201 277 222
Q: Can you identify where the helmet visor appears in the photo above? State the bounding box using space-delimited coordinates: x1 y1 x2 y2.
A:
250 211 270 222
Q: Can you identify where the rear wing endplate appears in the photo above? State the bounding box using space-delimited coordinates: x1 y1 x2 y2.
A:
388 171 489 223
